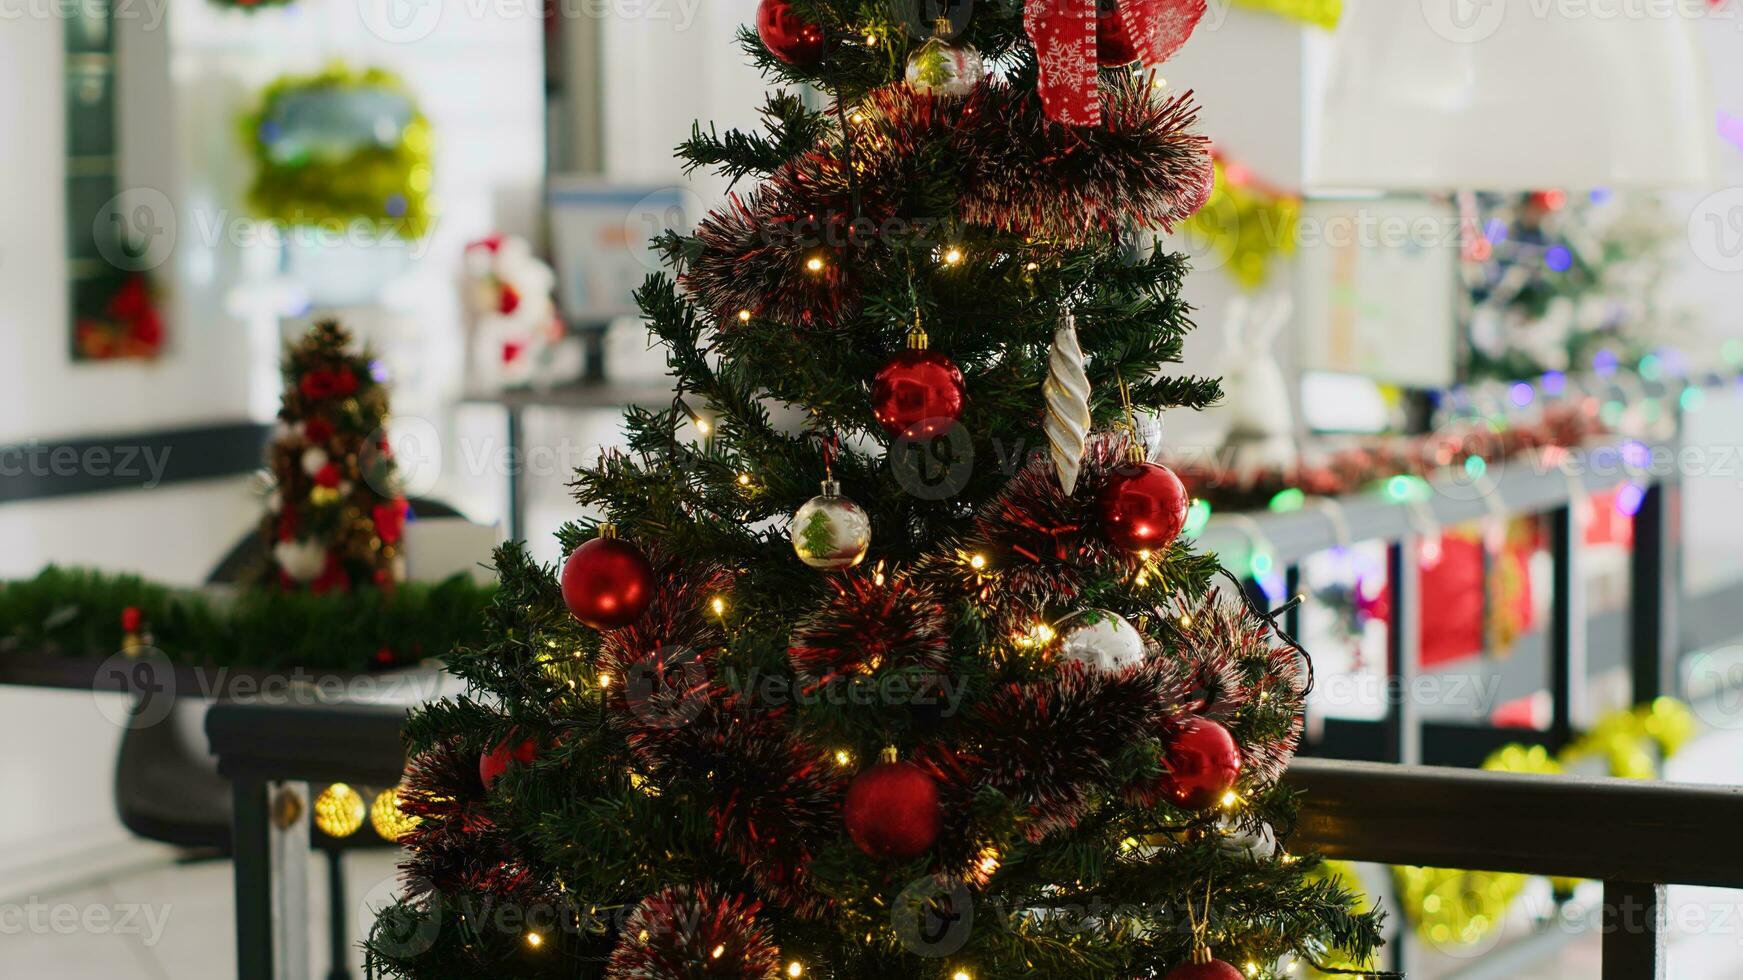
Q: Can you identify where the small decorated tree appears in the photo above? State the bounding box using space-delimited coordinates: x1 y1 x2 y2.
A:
263 320 407 594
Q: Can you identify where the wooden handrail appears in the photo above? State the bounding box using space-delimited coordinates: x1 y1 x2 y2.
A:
1287 758 1743 888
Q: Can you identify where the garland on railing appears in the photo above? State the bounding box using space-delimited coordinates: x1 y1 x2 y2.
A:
0 566 494 671
1393 699 1696 951
1172 402 1607 514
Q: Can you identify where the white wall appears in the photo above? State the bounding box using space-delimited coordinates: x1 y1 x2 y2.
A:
1 0 548 568
0 8 259 445
1154 9 1315 446
599 0 769 203
0 0 547 889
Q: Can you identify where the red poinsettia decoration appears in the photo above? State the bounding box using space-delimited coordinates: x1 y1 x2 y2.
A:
373 497 410 545
76 274 167 361
299 367 360 401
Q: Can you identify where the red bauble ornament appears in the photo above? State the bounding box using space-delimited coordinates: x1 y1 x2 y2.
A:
1158 717 1242 810
842 760 942 860
1163 956 1244 980
561 527 655 630
479 736 538 790
757 0 826 65
1099 460 1189 552
872 346 965 439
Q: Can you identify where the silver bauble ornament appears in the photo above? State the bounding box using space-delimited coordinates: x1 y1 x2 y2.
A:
905 24 984 98
1055 609 1145 672
791 479 871 570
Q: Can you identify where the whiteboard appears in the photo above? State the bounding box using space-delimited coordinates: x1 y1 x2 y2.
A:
1295 195 1460 389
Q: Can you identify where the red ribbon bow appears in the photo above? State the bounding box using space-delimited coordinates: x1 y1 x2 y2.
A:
1024 0 1207 126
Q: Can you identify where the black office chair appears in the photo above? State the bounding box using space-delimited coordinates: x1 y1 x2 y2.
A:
113 498 466 978
113 497 464 848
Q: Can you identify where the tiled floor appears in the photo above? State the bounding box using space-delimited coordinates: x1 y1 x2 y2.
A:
2 847 403 978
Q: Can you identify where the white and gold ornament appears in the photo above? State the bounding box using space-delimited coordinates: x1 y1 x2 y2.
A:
273 539 328 582
1217 815 1280 862
1043 311 1092 495
791 479 871 570
1055 609 1145 672
905 18 985 98
301 446 330 477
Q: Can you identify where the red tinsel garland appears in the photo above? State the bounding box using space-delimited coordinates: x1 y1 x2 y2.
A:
788 571 951 691
1174 404 1608 512
941 433 1146 628
605 883 782 980
681 77 1212 326
626 697 843 918
960 658 1190 840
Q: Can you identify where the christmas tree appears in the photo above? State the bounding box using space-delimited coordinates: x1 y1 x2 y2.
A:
1461 189 1684 383
263 320 408 594
367 4 1384 978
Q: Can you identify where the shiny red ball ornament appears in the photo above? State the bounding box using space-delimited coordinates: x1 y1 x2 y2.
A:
1162 955 1244 980
1099 459 1189 552
479 736 538 790
561 526 654 630
756 0 826 65
843 760 942 860
1159 718 1242 810
872 348 965 439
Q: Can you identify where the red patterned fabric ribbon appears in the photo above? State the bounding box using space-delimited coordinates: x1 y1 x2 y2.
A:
1024 0 1206 126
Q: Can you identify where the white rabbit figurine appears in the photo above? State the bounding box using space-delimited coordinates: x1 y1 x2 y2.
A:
1207 293 1299 477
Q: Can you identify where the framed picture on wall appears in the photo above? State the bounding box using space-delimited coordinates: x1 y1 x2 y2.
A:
1295 195 1460 389
66 15 168 361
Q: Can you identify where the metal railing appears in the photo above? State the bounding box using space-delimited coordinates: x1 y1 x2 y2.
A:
203 378 1743 979
1194 432 1702 769
206 701 1743 980
1288 758 1743 980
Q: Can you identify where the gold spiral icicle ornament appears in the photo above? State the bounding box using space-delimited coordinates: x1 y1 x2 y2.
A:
1044 310 1092 494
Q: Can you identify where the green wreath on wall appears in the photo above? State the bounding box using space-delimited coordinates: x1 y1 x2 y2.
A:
240 63 435 240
